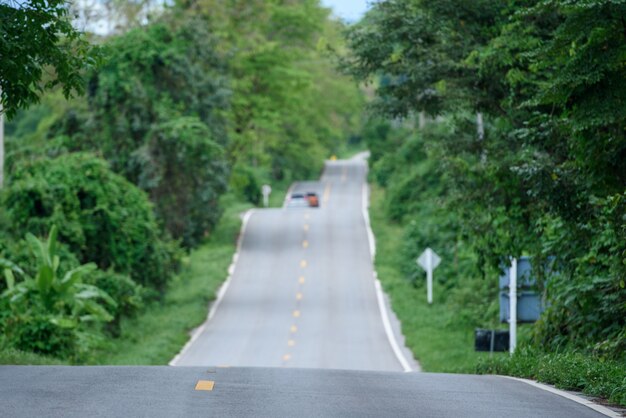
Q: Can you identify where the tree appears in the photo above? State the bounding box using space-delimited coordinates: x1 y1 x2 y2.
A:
0 0 99 119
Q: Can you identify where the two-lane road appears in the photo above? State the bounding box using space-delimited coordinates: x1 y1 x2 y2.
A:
1 156 616 417
174 155 406 371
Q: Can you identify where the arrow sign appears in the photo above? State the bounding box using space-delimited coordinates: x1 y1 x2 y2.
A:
416 248 441 304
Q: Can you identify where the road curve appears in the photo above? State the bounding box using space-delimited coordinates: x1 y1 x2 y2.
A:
174 155 406 371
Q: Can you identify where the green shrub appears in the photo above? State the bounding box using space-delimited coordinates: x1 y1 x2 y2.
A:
229 164 262 205
4 153 179 291
133 117 229 247
86 270 144 337
1 226 115 359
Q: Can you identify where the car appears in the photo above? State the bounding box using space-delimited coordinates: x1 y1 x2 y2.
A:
286 193 310 208
306 192 320 207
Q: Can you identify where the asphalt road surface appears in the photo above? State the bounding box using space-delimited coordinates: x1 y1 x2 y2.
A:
174 155 405 370
1 156 612 417
1 366 609 417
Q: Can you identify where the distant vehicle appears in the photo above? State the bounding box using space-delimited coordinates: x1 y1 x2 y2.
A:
286 193 310 208
306 192 320 207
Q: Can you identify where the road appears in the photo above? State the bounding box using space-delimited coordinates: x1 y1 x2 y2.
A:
0 156 614 417
0 366 611 417
173 155 408 370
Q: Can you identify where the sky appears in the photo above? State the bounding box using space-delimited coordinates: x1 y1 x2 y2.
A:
321 0 371 22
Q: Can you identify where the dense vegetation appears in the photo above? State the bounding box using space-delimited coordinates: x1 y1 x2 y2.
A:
1 0 362 361
344 0 625 401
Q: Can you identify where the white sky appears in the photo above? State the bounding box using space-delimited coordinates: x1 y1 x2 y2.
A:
321 0 371 22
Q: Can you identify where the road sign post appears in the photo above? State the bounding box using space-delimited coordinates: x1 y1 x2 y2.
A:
509 258 517 355
417 248 441 304
261 184 272 208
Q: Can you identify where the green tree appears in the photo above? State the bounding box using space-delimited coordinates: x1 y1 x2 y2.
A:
0 0 98 118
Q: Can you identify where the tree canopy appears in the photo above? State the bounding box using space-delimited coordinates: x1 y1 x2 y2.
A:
0 0 99 118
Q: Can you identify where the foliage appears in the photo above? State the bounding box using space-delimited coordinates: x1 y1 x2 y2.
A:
187 0 364 180
3 153 179 291
89 192 254 365
0 0 99 118
0 226 115 358
476 345 626 407
134 117 229 247
345 0 626 358
86 270 144 337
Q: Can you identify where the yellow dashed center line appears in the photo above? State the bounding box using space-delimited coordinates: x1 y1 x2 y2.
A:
290 325 298 333
300 259 307 268
292 310 301 318
299 276 306 284
302 240 309 249
296 292 303 301
195 380 215 391
323 183 331 203
303 224 310 232
282 354 291 362
287 339 296 347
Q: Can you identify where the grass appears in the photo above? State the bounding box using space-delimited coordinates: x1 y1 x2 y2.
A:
476 348 626 406
369 183 490 372
87 193 254 365
88 181 292 365
0 345 68 365
370 183 626 407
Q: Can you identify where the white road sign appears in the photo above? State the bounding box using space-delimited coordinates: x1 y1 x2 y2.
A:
416 248 441 304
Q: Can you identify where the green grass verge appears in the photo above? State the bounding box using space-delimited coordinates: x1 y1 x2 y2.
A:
476 347 626 406
0 345 67 365
371 183 626 406
87 193 254 365
88 180 291 365
369 184 490 372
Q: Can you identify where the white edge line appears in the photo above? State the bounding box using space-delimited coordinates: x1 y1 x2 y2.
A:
361 179 412 373
169 209 255 366
501 376 620 417
283 183 296 208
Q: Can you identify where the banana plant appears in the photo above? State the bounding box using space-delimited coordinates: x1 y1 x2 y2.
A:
2 226 117 328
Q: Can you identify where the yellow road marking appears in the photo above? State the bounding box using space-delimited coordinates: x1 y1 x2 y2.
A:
323 183 331 203
296 292 303 301
298 276 306 284
288 340 296 347
195 380 215 391
300 259 307 268
302 240 309 249
282 354 291 361
303 224 310 232
290 325 298 333
292 310 301 318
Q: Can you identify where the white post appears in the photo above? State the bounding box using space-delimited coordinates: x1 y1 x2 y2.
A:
419 111 426 130
476 112 484 140
509 258 517 354
427 250 433 304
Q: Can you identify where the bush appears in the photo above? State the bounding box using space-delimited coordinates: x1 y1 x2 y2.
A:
86 270 144 337
132 117 229 247
1 226 115 359
4 153 179 291
229 164 262 205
